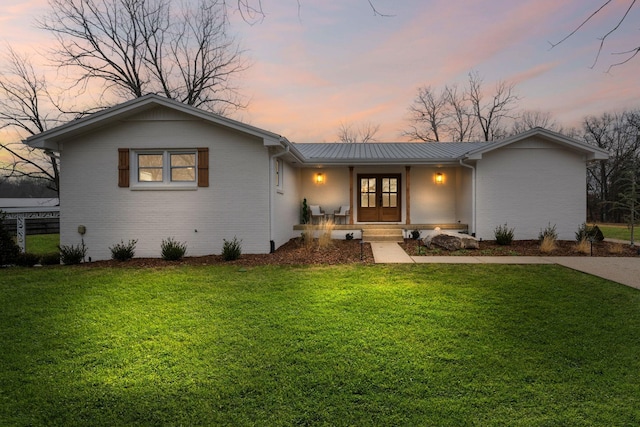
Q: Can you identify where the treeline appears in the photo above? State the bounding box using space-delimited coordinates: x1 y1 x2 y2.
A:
584 110 640 224
0 177 58 198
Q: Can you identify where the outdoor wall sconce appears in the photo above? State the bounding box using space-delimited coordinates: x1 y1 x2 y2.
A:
316 172 325 184
435 172 444 184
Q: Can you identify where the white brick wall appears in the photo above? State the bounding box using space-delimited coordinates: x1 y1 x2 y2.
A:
475 138 587 241
59 107 272 261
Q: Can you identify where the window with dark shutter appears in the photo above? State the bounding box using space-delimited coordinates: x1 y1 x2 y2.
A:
118 148 130 187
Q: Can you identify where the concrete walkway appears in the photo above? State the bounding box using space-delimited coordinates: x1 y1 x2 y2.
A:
370 242 640 290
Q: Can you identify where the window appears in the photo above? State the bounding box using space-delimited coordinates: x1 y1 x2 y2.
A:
169 153 196 182
138 153 164 182
119 148 208 189
136 150 196 184
275 158 283 188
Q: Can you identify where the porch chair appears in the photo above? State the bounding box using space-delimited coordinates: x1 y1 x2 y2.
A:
308 205 326 223
333 205 350 224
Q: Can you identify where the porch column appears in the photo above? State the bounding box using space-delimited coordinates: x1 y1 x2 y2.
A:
405 166 411 225
349 166 354 225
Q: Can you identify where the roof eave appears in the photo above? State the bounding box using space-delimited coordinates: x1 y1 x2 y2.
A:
23 94 283 150
297 158 462 166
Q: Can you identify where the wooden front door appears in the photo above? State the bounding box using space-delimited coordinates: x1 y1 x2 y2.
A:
358 174 401 222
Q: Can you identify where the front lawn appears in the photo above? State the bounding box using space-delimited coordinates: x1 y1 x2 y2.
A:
25 233 59 255
594 223 635 241
1 264 639 426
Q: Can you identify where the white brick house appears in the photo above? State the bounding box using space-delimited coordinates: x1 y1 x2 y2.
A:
24 95 608 260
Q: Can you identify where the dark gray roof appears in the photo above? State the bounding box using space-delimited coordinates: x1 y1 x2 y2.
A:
291 142 486 164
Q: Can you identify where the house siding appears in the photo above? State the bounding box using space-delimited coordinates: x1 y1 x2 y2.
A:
300 167 352 217
475 138 587 241
455 166 473 231
409 167 458 224
271 154 303 246
59 107 272 261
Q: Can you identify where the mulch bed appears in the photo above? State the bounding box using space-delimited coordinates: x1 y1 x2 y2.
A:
401 238 639 257
83 238 376 268
80 238 638 268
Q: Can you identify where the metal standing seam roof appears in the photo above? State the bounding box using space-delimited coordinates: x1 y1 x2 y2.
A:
291 142 487 163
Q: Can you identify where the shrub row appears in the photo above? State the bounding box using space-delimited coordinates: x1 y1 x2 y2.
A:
54 236 243 265
494 222 606 246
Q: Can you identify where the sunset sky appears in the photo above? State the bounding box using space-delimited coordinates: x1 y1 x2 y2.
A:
1 0 639 144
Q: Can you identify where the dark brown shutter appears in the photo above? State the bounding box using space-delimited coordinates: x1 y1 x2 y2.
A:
118 148 130 187
197 147 209 187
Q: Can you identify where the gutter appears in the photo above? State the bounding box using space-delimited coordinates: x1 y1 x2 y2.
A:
459 158 476 237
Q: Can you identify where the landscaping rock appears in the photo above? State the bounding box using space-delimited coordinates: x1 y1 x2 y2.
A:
423 230 479 251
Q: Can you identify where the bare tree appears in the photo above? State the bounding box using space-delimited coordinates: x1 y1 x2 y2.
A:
511 110 558 135
337 121 380 143
550 1 640 70
467 71 519 141
404 71 518 142
0 47 61 194
39 0 248 112
443 84 476 142
403 86 448 142
583 110 640 222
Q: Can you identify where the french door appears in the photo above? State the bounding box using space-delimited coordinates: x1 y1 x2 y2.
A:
357 174 401 222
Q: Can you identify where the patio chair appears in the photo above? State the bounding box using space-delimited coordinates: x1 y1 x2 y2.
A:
309 205 325 223
333 205 350 224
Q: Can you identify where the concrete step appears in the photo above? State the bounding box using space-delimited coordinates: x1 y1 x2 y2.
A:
362 228 404 243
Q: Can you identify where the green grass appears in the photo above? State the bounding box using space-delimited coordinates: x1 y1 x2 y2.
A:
24 233 59 255
594 224 635 241
2 264 640 426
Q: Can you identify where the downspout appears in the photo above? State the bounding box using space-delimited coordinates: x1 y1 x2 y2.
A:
268 141 290 252
459 158 476 237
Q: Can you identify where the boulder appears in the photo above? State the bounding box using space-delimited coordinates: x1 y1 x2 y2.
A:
423 230 479 251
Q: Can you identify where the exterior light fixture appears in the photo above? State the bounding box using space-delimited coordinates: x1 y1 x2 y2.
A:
435 172 444 184
316 172 325 184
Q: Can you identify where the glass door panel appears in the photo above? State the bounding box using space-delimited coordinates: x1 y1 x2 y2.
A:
357 174 401 222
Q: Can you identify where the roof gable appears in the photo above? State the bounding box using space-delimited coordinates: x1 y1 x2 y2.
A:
24 94 284 151
464 127 609 161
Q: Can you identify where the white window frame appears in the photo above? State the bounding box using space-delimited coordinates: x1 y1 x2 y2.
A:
275 158 284 193
132 149 198 190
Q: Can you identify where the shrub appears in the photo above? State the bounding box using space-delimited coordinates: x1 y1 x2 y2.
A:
0 211 20 265
301 198 310 224
574 238 591 254
301 224 315 249
161 237 187 261
15 252 41 267
494 223 514 246
591 225 605 242
345 232 354 240
318 218 335 249
109 239 137 261
222 236 242 261
538 223 558 242
539 235 557 254
411 229 421 240
40 252 61 265
59 243 87 265
609 243 624 255
576 223 605 242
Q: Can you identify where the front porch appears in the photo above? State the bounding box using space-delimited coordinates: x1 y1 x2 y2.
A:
298 165 474 238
